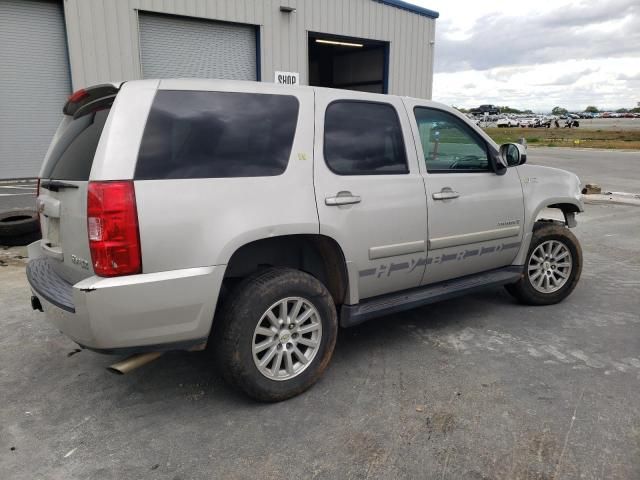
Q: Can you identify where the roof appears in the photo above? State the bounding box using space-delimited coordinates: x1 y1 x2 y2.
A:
374 0 439 19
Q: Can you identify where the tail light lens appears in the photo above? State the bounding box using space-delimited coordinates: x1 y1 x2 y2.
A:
87 181 141 277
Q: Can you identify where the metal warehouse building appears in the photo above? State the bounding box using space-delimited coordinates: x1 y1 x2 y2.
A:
0 0 438 179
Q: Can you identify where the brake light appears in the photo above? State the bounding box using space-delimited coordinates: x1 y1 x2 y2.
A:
87 181 141 277
68 88 88 103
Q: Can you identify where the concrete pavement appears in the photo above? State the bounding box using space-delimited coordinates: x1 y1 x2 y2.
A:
528 147 640 194
0 181 37 212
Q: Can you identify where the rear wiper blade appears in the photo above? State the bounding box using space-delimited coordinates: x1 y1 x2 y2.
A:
40 180 79 192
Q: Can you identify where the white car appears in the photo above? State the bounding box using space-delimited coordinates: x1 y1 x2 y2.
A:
496 117 519 128
519 117 538 128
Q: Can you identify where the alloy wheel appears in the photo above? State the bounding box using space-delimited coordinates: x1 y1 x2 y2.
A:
252 297 322 381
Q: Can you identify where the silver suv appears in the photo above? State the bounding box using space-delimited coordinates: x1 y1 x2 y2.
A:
27 80 583 401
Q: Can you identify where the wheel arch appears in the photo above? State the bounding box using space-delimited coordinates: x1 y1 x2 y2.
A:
514 197 584 265
221 234 351 308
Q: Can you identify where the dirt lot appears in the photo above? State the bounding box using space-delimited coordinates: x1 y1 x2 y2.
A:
1 153 639 479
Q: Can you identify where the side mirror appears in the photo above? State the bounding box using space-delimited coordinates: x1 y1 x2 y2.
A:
500 143 527 167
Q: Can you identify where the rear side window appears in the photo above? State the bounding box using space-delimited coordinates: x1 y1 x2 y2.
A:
324 101 407 175
43 109 110 181
135 91 299 179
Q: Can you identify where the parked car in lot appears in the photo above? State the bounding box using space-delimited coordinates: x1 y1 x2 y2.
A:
496 117 519 128
519 117 538 128
470 104 500 116
27 80 584 401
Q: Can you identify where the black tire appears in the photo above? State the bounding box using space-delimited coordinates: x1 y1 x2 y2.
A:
505 222 582 305
0 230 41 247
215 267 338 402
0 209 39 238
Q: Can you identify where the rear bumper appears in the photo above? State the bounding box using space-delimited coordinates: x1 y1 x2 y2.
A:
26 241 224 352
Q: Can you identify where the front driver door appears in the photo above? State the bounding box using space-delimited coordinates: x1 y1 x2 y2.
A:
406 103 525 285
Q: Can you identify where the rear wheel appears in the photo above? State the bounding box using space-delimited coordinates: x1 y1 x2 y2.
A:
215 268 338 401
506 223 582 305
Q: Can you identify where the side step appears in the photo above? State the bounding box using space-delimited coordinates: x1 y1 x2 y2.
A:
340 266 523 328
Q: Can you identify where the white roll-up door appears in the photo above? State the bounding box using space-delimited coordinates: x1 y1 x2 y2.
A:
138 12 257 81
0 0 71 180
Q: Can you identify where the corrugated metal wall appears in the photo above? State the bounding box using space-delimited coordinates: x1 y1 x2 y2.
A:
62 0 435 99
0 0 71 179
138 12 257 80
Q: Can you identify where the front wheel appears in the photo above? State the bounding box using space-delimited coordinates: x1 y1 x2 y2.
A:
215 268 338 401
506 223 582 305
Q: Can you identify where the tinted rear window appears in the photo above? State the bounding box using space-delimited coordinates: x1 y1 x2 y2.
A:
323 101 407 175
44 109 109 181
135 90 299 179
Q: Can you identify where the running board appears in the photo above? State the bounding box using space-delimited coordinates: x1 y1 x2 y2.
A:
340 266 523 328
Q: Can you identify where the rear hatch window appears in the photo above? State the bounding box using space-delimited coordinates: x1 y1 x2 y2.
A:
43 109 109 181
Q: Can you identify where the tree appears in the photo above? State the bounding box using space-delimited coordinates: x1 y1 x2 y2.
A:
551 106 568 116
616 108 628 113
498 106 521 114
585 106 599 113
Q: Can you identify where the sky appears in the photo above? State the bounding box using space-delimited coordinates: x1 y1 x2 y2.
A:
413 0 640 112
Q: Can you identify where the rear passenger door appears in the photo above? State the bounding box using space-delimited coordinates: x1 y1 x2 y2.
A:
314 91 428 301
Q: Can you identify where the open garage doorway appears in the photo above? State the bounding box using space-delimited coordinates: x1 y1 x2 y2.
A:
308 33 388 94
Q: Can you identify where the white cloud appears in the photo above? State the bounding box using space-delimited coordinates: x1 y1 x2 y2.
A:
411 0 640 110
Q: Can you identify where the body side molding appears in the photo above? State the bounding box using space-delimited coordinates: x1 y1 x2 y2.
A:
429 226 520 250
369 240 426 260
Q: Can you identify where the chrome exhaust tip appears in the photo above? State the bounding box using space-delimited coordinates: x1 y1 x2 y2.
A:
107 351 163 375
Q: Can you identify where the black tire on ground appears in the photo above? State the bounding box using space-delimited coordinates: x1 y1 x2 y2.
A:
505 222 582 305
0 230 42 247
214 267 338 402
0 209 39 238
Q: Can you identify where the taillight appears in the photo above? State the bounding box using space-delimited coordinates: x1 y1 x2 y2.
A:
68 88 88 103
87 181 141 277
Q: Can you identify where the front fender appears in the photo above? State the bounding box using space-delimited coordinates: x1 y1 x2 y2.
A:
513 165 583 265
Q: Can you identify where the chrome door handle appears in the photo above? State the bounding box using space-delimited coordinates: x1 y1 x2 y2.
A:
325 191 361 206
432 188 459 200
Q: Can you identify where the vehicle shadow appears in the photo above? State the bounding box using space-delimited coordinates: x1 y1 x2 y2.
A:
88 287 519 407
